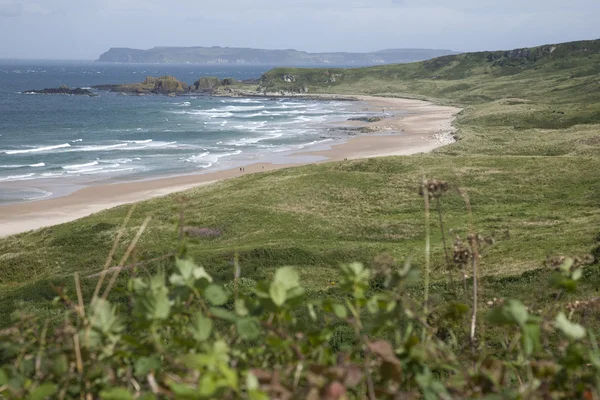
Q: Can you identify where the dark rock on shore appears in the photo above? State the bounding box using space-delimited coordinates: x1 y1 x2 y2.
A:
347 116 384 123
25 85 94 96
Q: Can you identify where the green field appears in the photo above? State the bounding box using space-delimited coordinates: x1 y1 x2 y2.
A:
1 39 600 326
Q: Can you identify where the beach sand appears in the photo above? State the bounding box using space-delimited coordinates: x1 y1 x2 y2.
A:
0 96 461 237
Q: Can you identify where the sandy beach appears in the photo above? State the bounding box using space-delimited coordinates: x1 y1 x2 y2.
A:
0 96 460 237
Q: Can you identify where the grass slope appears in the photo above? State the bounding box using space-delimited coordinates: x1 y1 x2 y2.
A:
1 39 600 326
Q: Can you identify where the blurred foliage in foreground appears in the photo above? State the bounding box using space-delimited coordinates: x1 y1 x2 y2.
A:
1 181 599 399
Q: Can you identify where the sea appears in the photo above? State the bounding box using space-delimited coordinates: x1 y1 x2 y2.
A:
0 61 374 204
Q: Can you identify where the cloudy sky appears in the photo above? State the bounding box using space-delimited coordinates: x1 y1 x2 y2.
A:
1 0 599 59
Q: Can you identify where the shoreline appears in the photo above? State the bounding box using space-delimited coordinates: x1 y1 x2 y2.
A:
0 96 461 237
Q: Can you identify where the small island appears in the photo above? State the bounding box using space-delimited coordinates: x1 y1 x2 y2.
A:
24 85 94 96
92 76 245 96
26 76 255 97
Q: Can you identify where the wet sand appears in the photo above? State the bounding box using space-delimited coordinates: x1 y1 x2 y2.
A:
0 96 461 237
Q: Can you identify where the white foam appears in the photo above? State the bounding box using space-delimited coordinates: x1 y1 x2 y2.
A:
2 143 71 155
185 110 234 118
121 139 152 144
296 138 334 149
24 188 53 201
63 161 99 170
231 99 262 104
0 173 35 182
222 105 266 112
29 163 46 167
72 139 83 143
183 152 210 163
76 143 128 151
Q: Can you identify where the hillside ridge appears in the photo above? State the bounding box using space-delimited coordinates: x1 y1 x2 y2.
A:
96 46 457 65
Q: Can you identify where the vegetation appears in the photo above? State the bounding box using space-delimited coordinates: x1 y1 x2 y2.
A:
192 77 237 91
1 38 600 397
1 180 599 399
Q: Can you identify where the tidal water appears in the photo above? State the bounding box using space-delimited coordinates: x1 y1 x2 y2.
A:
0 61 371 204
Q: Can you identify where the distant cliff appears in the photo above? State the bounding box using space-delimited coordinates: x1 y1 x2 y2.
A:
96 46 458 65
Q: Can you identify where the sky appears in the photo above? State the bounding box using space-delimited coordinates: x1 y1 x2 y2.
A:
1 0 599 60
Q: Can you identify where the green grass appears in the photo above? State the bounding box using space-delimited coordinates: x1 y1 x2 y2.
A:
1 39 600 326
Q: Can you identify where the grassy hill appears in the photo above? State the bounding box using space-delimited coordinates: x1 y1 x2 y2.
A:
1 39 600 327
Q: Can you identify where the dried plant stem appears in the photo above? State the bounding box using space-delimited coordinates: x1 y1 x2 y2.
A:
422 179 431 318
92 204 137 302
233 252 241 302
436 198 455 292
460 188 480 352
35 321 49 377
74 272 85 318
470 242 479 350
86 253 176 279
101 216 152 300
73 333 83 375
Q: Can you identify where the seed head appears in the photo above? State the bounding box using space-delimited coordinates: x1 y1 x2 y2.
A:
419 179 450 199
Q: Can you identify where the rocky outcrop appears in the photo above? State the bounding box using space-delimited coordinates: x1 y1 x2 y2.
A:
282 74 296 83
193 76 221 91
24 85 94 96
220 78 236 86
93 76 188 95
347 116 384 123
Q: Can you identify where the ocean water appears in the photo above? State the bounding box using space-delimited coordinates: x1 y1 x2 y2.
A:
0 61 371 204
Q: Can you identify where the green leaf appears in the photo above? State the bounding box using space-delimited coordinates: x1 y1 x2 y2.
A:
572 268 583 281
332 303 348 319
558 258 574 274
204 284 229 306
30 383 58 400
367 297 380 315
218 364 239 391
190 312 213 342
198 374 218 397
171 258 213 287
134 357 161 377
555 312 586 340
236 317 261 340
50 354 69 376
90 298 124 336
486 300 528 328
133 275 171 321
235 299 249 317
167 381 198 398
307 304 317 321
274 266 300 290
99 387 134 400
249 390 270 400
269 282 287 307
246 372 260 391
0 368 8 386
522 323 541 356
210 307 237 323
